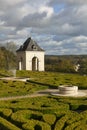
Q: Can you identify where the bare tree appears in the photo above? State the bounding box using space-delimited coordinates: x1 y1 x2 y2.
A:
5 41 17 54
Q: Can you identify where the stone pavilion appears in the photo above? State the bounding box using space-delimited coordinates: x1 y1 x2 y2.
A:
16 37 45 71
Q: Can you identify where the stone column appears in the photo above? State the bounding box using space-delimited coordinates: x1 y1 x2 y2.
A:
19 61 22 70
36 58 39 71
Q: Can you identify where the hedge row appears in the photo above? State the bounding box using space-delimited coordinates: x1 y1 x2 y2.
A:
0 108 12 118
0 116 21 130
65 119 87 130
42 114 56 125
54 114 69 130
54 110 87 130
27 103 69 114
75 124 87 130
0 96 87 129
11 110 43 123
1 110 87 130
70 103 87 111
22 119 51 130
66 111 81 125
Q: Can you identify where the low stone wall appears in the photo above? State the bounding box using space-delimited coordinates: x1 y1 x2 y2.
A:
58 85 78 95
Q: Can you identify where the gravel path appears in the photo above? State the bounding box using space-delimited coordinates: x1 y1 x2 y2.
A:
0 93 46 101
0 89 87 101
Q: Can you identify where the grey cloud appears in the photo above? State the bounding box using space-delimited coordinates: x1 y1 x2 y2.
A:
0 0 87 55
20 12 47 28
39 35 87 55
48 0 87 6
20 4 87 38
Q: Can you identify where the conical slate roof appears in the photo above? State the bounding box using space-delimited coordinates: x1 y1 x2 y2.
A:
17 37 44 52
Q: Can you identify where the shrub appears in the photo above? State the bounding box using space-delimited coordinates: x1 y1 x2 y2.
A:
11 110 31 123
66 112 81 125
70 103 80 110
0 108 12 118
0 116 21 130
80 110 87 119
22 119 51 130
11 110 43 123
75 124 87 130
29 102 69 114
65 119 87 130
54 115 69 130
42 114 56 125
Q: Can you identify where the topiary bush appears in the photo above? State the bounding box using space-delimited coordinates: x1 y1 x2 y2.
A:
22 119 51 130
70 103 80 110
42 114 56 125
11 110 43 123
65 119 87 130
0 116 21 130
0 108 12 118
54 114 69 130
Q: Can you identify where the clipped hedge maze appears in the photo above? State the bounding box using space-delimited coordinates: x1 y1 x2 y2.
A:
0 96 87 129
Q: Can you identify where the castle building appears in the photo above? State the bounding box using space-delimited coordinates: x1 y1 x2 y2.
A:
16 37 45 71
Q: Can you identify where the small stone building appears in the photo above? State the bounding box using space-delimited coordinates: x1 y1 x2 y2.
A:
16 37 45 71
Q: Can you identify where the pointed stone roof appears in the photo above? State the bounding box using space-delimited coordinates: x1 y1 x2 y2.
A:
17 37 44 52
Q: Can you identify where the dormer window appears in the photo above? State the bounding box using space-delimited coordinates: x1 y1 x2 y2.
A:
32 45 37 50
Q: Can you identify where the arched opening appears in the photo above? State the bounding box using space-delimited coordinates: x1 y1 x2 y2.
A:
32 57 39 71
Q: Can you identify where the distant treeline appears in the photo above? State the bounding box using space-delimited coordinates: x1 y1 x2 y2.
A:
45 55 87 74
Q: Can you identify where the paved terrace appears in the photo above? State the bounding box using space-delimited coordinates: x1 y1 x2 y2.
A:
0 89 87 101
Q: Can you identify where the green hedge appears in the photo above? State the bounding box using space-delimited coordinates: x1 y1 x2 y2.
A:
28 103 69 114
65 119 87 130
0 108 12 118
54 114 69 130
0 116 21 130
54 111 79 130
22 119 51 130
70 103 80 110
75 124 87 130
80 110 87 119
70 103 87 111
66 112 81 125
11 110 43 123
42 114 56 125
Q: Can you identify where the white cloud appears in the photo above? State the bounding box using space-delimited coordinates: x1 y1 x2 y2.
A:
0 0 87 55
0 20 5 26
39 6 53 18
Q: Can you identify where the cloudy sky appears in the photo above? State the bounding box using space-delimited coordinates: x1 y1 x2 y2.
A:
0 0 87 55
